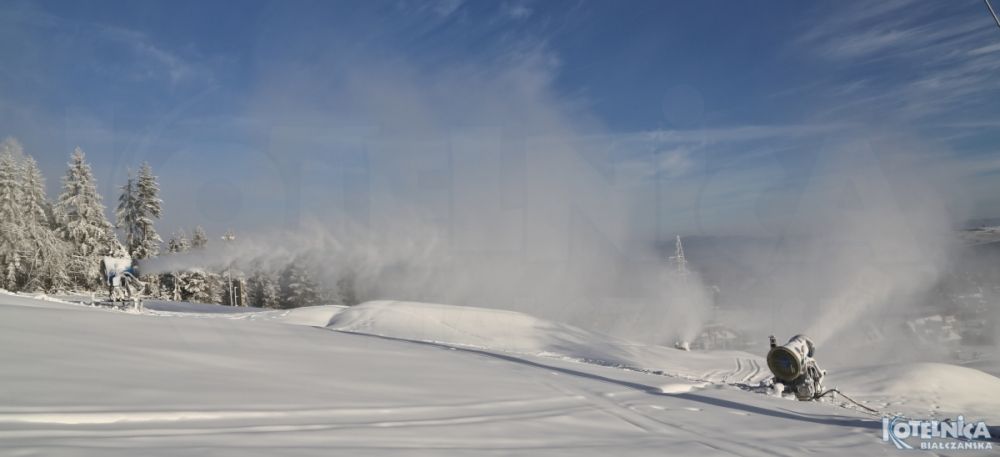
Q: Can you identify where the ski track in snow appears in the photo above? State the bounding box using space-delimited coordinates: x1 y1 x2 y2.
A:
0 396 589 425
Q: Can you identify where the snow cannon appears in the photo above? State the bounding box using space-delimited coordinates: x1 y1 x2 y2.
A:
767 334 825 400
100 256 142 302
766 334 815 382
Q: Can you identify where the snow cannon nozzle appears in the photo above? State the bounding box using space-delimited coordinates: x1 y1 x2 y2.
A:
766 334 825 401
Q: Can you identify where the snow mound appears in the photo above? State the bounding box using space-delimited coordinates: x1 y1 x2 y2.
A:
328 300 631 353
261 304 348 326
328 300 773 385
828 362 1000 422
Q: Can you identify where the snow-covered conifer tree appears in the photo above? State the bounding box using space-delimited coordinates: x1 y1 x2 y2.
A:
55 148 114 289
1 136 24 161
115 163 162 259
176 268 220 304
167 228 190 253
135 163 162 257
180 233 190 252
205 272 223 304
166 233 180 254
162 229 190 300
19 157 46 226
246 262 279 308
115 170 140 252
278 259 319 308
191 226 208 250
180 269 210 303
183 226 220 302
0 143 24 290
18 156 70 291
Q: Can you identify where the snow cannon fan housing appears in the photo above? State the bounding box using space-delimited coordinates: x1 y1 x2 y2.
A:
766 334 815 382
101 256 139 282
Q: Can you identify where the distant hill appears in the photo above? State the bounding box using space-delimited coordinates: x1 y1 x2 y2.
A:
962 218 1000 229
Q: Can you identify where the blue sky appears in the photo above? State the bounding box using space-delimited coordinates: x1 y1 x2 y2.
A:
2 0 999 249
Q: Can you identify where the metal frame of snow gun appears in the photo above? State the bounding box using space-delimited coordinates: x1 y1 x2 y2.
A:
97 256 145 311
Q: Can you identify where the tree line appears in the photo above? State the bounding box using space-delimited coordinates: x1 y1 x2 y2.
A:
0 136 342 308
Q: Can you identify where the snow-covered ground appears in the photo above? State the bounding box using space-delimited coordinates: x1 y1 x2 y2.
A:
1 293 997 455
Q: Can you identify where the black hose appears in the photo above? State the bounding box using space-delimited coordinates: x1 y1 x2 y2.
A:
814 388 881 414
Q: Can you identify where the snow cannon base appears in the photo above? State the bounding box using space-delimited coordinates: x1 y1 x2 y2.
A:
89 296 144 312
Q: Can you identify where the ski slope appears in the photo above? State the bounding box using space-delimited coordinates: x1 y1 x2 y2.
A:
1 293 997 455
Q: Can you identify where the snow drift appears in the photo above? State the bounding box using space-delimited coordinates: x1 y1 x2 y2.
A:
323 300 773 385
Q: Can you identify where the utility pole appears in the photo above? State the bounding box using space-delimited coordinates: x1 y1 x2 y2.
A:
221 229 238 306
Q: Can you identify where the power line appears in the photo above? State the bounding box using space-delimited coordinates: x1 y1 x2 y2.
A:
987 0 1000 30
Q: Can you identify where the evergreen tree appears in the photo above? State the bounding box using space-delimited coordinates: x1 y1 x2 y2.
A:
166 233 181 253
246 263 279 308
191 226 208 250
163 229 190 300
0 143 24 289
278 259 319 309
167 228 190 253
180 269 211 303
115 163 163 260
42 199 58 230
184 228 220 301
18 156 70 291
1 136 24 161
135 163 162 257
20 157 48 226
175 268 221 304
221 229 236 244
205 271 223 304
55 148 114 289
165 269 183 301
115 169 140 253
165 228 220 304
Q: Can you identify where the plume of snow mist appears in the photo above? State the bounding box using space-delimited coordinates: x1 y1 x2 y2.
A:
717 132 967 365
140 32 702 345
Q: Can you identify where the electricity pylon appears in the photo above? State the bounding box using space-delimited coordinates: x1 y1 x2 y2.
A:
669 235 690 284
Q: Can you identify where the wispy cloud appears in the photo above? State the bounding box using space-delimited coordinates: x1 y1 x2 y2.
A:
794 1 1000 122
499 1 533 20
99 27 212 85
2 3 218 89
